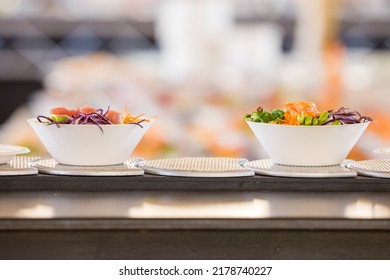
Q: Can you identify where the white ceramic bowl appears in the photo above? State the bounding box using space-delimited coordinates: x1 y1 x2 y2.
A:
246 121 370 166
28 118 153 166
0 144 30 164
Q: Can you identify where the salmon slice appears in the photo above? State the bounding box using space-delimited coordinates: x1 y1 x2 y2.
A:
105 110 121 124
282 101 320 125
78 105 97 114
50 107 79 117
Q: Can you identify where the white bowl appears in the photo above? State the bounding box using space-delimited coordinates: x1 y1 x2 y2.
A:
28 118 153 166
0 144 30 164
246 121 370 166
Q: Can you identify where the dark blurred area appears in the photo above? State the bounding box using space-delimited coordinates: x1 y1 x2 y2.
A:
0 80 41 123
2 0 390 159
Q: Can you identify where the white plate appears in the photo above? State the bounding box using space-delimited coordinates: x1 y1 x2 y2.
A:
373 147 390 156
243 159 357 178
0 156 39 176
0 145 30 164
32 158 144 176
138 157 254 177
347 159 390 178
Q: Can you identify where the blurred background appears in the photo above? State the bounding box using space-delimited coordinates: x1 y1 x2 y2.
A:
0 0 389 160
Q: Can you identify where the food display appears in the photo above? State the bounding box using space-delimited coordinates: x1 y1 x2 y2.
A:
37 105 150 132
244 101 372 126
244 101 372 166
28 106 154 166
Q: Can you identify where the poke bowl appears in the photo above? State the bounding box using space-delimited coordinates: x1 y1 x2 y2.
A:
28 106 154 166
244 101 372 166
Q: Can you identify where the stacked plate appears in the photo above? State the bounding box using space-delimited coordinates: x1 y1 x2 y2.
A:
4 147 390 179
344 148 390 178
0 145 37 176
0 144 30 164
243 159 357 178
31 158 144 176
347 159 390 179
137 157 254 177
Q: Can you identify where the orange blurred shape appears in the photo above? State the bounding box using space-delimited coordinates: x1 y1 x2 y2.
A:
367 112 390 140
317 42 344 109
347 147 368 161
282 101 320 125
133 127 175 159
206 142 244 158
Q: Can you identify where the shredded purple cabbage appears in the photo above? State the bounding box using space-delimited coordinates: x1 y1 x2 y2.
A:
37 115 63 128
37 107 146 133
323 107 372 125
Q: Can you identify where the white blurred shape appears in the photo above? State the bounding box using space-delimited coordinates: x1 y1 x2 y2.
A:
156 0 233 84
345 199 390 219
343 64 373 92
218 23 282 96
15 204 54 218
0 0 21 17
128 198 270 218
279 55 323 100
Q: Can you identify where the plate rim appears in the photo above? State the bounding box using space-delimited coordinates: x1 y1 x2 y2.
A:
373 147 390 155
244 159 357 178
347 159 390 178
138 157 254 177
31 158 144 176
0 144 30 156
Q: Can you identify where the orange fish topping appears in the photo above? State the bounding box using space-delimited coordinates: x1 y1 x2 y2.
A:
281 101 320 125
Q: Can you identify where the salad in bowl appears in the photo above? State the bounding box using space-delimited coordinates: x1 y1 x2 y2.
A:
28 105 154 166
244 101 372 166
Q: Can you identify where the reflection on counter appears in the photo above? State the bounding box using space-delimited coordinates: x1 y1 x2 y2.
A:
128 198 270 218
344 199 390 219
1 191 390 219
14 204 54 218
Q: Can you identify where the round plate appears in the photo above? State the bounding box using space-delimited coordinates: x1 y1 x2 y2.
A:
244 159 357 178
0 156 38 176
0 145 30 164
347 159 390 178
138 157 254 177
373 147 390 156
32 158 144 176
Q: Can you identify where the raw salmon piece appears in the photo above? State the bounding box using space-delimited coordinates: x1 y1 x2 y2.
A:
67 109 79 117
50 107 79 117
50 107 72 116
284 101 319 117
105 110 121 124
78 105 97 114
282 101 320 125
